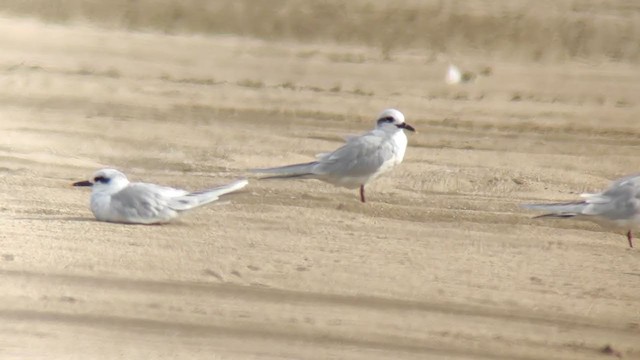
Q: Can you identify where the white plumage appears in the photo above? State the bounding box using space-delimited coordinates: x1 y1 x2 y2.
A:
523 173 640 247
73 169 247 224
251 109 415 203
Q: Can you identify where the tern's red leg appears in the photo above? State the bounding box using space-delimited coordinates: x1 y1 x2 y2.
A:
359 185 366 203
627 230 634 248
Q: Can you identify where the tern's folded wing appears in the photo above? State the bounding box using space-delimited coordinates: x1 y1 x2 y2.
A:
316 132 395 177
110 183 175 222
582 182 640 220
608 173 640 188
168 179 248 210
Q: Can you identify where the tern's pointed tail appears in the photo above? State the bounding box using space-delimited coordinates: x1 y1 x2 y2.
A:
170 179 248 210
250 161 318 179
521 201 588 218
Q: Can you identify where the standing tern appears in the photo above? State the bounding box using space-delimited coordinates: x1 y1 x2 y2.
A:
522 173 640 248
73 168 248 224
251 108 415 203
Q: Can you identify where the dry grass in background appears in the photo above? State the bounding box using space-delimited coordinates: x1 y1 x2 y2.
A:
1 0 639 62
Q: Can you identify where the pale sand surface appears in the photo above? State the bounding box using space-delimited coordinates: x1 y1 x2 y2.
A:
0 12 639 360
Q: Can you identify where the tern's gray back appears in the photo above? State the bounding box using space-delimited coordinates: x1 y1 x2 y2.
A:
589 179 640 221
608 173 640 189
108 183 183 223
316 130 396 178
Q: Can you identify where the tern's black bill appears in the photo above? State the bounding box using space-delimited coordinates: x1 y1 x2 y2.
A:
73 180 93 187
397 123 416 132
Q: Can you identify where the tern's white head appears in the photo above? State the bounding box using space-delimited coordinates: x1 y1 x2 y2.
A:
375 109 415 133
73 168 130 195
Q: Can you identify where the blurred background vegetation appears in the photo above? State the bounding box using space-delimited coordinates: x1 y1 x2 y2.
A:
1 0 639 62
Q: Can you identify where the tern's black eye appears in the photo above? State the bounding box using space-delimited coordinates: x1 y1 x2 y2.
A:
93 176 110 184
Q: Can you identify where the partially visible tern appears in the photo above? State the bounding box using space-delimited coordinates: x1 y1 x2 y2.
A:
523 173 640 248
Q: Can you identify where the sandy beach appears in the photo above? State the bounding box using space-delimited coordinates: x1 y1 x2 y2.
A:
1 2 639 359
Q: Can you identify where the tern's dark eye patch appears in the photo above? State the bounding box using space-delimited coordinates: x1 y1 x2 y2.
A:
377 116 395 125
93 176 110 184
